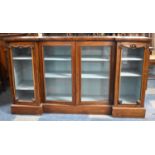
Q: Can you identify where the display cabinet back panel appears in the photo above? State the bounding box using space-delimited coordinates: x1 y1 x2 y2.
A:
16 90 34 101
119 77 141 104
121 61 143 75
82 61 109 74
45 78 72 101
82 79 109 101
45 61 71 73
12 47 32 58
13 61 34 83
122 47 144 59
81 46 110 59
44 46 71 57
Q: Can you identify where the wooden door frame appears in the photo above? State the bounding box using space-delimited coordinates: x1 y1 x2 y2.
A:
76 41 115 105
114 42 149 107
39 41 76 105
8 42 40 106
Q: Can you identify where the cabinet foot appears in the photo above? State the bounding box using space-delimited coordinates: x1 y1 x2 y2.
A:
112 106 145 118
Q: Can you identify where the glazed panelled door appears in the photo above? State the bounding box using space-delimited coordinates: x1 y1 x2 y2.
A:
77 42 114 104
118 43 147 105
9 43 37 104
41 42 75 104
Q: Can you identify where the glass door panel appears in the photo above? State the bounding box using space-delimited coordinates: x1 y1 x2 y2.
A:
12 47 34 101
43 46 72 102
81 46 111 102
119 47 144 104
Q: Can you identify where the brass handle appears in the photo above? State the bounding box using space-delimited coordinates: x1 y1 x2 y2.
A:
130 44 136 48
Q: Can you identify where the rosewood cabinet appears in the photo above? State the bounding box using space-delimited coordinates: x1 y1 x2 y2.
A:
5 36 151 117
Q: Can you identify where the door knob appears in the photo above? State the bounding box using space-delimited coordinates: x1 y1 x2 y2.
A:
130 44 136 48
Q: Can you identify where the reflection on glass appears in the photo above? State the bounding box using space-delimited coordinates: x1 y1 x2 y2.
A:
43 46 72 102
119 47 144 104
81 46 110 102
12 47 34 100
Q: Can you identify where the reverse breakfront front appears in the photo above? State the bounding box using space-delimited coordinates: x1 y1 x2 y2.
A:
6 36 150 117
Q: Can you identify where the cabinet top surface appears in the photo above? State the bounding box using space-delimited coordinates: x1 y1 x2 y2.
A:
4 36 151 42
0 33 27 38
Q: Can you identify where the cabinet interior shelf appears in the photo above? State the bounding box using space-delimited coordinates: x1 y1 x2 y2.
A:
82 58 109 62
44 57 71 61
45 72 109 79
45 73 72 78
16 80 34 90
121 71 141 77
44 57 109 62
82 96 108 101
46 95 72 101
13 57 32 60
121 57 143 61
82 73 109 79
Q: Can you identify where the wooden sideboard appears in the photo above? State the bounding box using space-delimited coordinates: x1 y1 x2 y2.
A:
4 36 151 117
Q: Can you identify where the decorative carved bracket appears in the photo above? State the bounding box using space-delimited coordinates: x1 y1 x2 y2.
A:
8 44 34 49
120 44 146 49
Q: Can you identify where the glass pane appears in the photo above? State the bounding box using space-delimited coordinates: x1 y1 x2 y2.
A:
43 46 72 102
12 47 34 100
81 46 110 102
148 65 155 79
119 47 144 104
